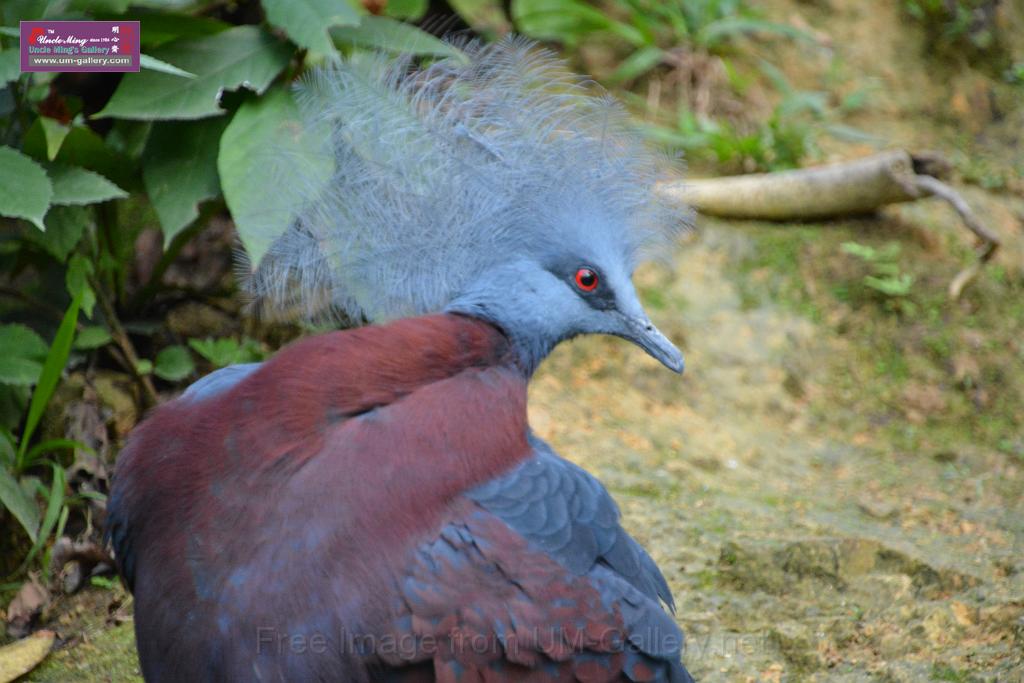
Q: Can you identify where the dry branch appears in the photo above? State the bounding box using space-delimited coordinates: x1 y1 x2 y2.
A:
658 150 1001 298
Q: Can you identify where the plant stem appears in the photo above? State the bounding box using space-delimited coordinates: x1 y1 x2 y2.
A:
127 210 215 315
92 278 159 407
0 286 65 320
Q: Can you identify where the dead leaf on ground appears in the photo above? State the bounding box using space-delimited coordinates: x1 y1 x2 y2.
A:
64 395 112 482
0 630 55 683
5 575 51 639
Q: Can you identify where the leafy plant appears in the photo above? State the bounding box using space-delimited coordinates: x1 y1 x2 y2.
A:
1004 62 1024 86
153 345 195 381
841 242 915 311
644 59 878 172
903 0 1007 61
0 0 456 576
0 294 86 575
189 337 266 369
512 0 814 84
644 104 814 172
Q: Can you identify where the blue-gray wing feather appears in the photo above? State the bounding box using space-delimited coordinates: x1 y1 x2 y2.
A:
467 435 675 612
181 363 263 402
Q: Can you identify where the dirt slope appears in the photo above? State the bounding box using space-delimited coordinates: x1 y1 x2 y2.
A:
533 219 1023 681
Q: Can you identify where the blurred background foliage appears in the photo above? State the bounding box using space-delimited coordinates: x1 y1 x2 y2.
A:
0 0 1022 650
0 0 482 580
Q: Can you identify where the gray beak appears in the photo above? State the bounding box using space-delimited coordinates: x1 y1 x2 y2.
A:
619 313 685 373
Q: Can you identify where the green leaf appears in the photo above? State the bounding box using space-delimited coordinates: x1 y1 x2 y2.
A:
139 53 197 78
0 325 48 361
0 358 43 386
384 0 427 20
188 337 263 367
31 205 91 261
0 386 30 432
133 11 231 48
608 46 665 83
0 318 48 388
447 0 509 35
65 254 96 318
0 432 13 468
219 88 334 267
37 117 72 161
91 575 117 589
865 273 913 297
73 325 112 350
143 116 229 245
25 463 64 566
153 345 195 381
0 467 39 542
263 0 362 58
70 0 132 11
0 0 48 23
512 0 644 46
778 90 828 118
45 125 133 190
135 359 153 375
823 123 884 145
698 18 816 50
48 165 128 206
331 16 464 57
105 120 153 159
0 146 53 230
15 292 80 470
840 241 877 261
0 49 20 86
95 26 292 121
23 439 90 468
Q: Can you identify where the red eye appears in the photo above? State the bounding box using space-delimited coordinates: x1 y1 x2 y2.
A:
574 267 599 292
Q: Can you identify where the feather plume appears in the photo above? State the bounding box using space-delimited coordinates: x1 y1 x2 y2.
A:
246 36 687 322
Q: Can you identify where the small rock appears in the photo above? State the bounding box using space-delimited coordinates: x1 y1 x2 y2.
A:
919 606 961 646
856 497 898 520
167 301 238 340
877 631 906 659
778 541 841 587
92 371 139 438
769 620 824 671
950 600 977 627
717 542 787 594
782 368 806 399
826 618 859 647
837 538 882 577
690 456 721 472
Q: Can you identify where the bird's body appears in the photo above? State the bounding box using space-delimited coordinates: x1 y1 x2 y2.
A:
108 37 694 681
108 314 689 681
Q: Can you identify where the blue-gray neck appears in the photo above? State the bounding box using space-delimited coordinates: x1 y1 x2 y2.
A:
445 261 580 377
447 300 566 378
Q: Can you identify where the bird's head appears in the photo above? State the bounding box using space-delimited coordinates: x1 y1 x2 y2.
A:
247 37 690 374
447 214 683 374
